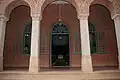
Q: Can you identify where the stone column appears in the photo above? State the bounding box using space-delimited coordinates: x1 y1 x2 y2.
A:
112 14 120 69
0 15 8 71
29 15 40 73
79 14 93 72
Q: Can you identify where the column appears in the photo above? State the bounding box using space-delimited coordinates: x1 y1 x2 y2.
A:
112 14 120 69
0 15 8 71
29 15 40 72
79 14 93 72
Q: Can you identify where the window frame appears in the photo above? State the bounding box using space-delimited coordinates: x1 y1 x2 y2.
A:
88 21 106 54
22 22 32 55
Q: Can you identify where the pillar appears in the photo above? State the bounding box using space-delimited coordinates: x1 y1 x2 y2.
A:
79 14 93 72
0 14 8 71
29 15 40 72
112 14 120 69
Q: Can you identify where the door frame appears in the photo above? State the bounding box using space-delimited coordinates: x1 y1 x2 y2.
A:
50 22 70 68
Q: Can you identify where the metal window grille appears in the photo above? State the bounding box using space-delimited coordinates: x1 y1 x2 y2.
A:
89 22 106 54
22 23 32 55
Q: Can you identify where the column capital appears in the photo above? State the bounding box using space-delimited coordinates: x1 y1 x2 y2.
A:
112 14 120 20
78 14 89 20
31 13 41 21
0 15 9 22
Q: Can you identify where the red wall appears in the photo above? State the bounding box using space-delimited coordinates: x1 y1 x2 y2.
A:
3 5 31 69
40 3 81 68
89 4 118 67
3 4 118 70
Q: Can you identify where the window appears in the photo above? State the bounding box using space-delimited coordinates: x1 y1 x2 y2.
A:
89 22 106 54
23 23 32 55
52 22 69 45
52 22 68 33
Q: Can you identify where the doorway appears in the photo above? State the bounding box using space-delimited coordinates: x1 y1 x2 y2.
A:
51 22 70 67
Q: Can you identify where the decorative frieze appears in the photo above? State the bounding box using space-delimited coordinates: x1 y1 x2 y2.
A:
111 0 120 18
78 0 91 15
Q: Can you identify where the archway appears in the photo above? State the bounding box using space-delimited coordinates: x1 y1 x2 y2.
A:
40 0 81 69
4 0 31 19
51 22 69 67
89 4 118 71
40 0 79 19
3 5 32 70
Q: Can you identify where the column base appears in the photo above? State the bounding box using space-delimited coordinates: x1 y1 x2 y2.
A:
0 56 3 71
81 55 93 72
29 57 39 73
118 56 120 69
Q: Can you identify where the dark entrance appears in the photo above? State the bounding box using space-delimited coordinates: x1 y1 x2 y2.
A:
51 22 69 67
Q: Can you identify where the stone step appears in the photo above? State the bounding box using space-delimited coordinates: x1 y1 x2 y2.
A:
0 70 120 80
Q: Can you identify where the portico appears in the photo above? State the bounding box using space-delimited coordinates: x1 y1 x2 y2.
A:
0 0 119 73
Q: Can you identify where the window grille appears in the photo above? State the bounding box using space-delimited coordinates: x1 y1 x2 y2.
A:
88 22 106 54
22 23 32 55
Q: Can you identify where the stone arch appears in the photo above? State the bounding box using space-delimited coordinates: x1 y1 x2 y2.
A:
89 4 118 70
39 0 81 68
89 4 112 18
4 0 32 19
36 0 79 20
90 0 113 17
3 5 32 70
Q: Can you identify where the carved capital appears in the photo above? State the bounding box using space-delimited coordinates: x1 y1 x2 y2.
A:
78 14 89 20
112 14 120 20
0 14 9 22
31 13 41 21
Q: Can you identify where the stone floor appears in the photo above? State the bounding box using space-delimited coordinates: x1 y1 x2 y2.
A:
0 70 120 80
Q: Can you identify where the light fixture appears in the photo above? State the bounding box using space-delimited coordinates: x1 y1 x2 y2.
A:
59 36 62 39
